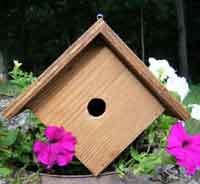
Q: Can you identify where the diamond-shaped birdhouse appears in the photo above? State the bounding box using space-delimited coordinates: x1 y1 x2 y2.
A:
2 19 190 176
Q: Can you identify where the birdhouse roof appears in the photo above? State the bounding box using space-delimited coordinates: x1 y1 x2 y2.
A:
3 19 190 121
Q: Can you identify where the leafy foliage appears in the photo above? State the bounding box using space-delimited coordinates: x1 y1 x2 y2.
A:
0 61 36 96
0 111 45 181
0 82 22 97
115 114 177 176
184 84 200 134
9 61 36 92
130 148 173 175
0 122 17 178
184 84 200 105
144 115 177 148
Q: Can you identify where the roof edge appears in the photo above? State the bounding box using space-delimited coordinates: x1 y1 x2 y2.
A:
2 19 106 119
99 23 190 121
2 19 190 121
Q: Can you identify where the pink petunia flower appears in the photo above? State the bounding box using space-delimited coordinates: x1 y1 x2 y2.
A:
33 126 77 169
166 121 200 175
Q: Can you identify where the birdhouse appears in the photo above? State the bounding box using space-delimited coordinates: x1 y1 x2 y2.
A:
2 19 190 176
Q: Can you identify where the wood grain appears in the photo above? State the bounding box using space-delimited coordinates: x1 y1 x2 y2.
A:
27 44 165 176
100 24 190 121
2 19 189 121
2 19 106 119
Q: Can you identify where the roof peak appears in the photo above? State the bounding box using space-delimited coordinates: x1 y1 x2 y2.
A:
2 19 190 121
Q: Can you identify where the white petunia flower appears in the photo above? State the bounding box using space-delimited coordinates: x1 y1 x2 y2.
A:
188 104 200 120
148 57 176 82
165 75 189 101
13 60 22 68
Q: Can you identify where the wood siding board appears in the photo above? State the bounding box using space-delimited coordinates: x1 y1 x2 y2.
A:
2 19 105 119
28 45 165 175
99 24 190 121
2 19 189 121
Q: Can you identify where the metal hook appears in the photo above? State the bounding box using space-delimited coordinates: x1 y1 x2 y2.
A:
96 13 104 20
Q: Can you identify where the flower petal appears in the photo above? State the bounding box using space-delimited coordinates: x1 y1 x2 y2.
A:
190 104 200 120
166 147 185 159
148 57 176 81
34 126 77 168
45 126 65 141
167 122 189 148
177 158 197 175
43 145 57 168
33 140 47 154
183 145 200 167
191 135 200 146
57 151 74 166
166 76 189 101
60 134 77 151
34 143 57 168
166 122 200 176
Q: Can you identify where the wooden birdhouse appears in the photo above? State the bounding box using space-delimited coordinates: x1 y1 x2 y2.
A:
2 19 190 176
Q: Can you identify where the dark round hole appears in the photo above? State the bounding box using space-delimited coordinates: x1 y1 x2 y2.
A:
87 98 106 117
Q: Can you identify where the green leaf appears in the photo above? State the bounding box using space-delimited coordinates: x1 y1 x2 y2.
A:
161 151 175 165
0 82 22 96
0 130 18 146
170 91 181 102
186 118 200 134
0 167 12 177
133 152 162 175
130 147 141 162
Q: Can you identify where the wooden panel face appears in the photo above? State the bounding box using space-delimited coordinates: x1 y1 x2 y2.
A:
27 43 165 176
